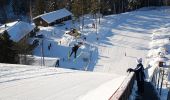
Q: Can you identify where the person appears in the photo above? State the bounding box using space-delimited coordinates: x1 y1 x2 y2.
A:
69 44 80 58
48 43 52 50
48 45 50 50
127 58 145 94
55 59 59 67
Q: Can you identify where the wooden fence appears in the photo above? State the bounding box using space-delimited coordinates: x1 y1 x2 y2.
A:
109 73 135 100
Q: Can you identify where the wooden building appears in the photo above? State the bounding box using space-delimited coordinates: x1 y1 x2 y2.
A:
33 8 72 27
0 21 35 43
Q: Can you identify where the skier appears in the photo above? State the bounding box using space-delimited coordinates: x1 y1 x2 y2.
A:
69 44 80 58
127 58 145 94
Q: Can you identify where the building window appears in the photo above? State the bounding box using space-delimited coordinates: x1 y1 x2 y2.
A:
40 21 42 25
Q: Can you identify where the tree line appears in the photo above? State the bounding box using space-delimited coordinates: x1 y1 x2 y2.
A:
0 0 170 21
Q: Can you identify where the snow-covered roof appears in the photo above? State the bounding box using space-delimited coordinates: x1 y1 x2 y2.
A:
0 21 35 42
0 21 18 33
34 8 72 24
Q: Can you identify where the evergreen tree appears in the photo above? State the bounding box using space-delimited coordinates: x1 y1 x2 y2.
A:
0 31 18 64
33 0 46 16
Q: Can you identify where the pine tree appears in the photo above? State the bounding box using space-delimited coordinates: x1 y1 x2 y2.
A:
33 0 46 16
0 31 18 64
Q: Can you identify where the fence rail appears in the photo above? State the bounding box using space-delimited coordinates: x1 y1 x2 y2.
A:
109 73 135 100
151 66 169 96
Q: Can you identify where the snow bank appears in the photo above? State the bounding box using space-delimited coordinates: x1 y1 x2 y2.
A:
149 38 169 49
147 24 170 89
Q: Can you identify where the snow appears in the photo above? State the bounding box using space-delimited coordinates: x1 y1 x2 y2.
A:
33 6 170 99
0 63 125 100
147 27 170 79
32 8 169 98
34 8 72 24
1 6 170 99
0 21 35 42
144 22 170 100
149 38 169 49
0 21 18 33
78 76 126 100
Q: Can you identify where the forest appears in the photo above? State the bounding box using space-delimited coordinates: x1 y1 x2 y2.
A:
0 0 169 23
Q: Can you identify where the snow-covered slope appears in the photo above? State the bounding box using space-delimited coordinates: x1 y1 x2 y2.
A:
33 7 170 76
0 63 125 100
1 7 170 100
93 7 170 75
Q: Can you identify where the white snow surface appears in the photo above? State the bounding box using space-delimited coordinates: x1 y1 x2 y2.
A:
33 7 170 75
1 6 170 100
34 8 72 24
32 6 170 99
0 63 126 100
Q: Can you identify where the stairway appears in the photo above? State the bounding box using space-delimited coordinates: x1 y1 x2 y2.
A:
135 81 160 100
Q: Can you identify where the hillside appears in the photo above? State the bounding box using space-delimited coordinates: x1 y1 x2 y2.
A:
1 7 170 100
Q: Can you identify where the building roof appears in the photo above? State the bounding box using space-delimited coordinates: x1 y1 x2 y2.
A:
0 21 35 42
33 8 72 24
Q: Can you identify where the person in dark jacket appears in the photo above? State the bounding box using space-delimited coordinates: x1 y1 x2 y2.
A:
127 58 145 94
69 44 80 58
55 59 59 67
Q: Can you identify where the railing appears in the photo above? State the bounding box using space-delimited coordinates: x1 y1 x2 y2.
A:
151 67 159 90
109 73 135 100
151 66 169 96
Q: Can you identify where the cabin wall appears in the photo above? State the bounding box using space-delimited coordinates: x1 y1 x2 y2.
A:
34 17 49 27
49 15 72 26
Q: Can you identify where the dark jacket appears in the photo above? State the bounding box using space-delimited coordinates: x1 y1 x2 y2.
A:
72 45 79 51
133 63 145 82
